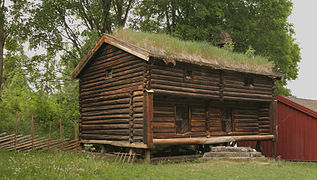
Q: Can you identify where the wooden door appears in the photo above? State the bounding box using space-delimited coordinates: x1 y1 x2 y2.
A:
175 105 190 134
221 108 232 133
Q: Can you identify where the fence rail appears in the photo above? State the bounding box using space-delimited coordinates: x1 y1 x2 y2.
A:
0 132 80 152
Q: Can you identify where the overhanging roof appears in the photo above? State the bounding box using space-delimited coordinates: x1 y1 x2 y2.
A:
71 34 284 80
276 95 317 119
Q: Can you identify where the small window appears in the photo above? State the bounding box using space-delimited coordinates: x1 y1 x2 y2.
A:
184 69 193 80
105 69 112 78
244 77 254 88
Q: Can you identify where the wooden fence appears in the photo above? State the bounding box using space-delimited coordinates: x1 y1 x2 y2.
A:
0 113 80 153
0 132 80 152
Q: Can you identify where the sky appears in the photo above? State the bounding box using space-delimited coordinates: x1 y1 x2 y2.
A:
286 0 317 100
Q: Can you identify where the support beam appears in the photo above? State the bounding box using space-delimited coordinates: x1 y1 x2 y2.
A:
80 139 147 149
101 145 106 154
145 149 151 163
153 135 274 145
143 90 154 148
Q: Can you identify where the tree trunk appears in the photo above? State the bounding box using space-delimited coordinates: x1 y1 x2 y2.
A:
101 0 112 34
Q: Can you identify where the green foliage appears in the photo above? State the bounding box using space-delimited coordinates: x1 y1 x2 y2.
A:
1 151 317 179
245 45 256 58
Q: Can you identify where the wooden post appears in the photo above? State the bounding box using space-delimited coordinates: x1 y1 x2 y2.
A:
145 149 151 163
14 112 18 152
143 90 154 148
272 140 276 158
48 121 52 151
101 145 106 154
31 114 34 150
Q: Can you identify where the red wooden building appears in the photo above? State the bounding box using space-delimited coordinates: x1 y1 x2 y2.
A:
239 95 317 161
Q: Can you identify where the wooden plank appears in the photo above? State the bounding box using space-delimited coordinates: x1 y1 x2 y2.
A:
80 139 148 148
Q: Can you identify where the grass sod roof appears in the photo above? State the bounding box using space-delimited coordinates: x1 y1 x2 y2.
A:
71 29 283 80
114 29 282 78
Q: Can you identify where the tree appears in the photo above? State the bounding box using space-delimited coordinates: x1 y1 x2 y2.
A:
131 0 301 95
0 0 29 90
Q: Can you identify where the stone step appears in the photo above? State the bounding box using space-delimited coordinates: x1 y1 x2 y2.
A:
203 151 263 158
210 146 255 152
201 156 265 161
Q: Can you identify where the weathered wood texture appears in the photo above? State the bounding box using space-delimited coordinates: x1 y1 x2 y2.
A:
0 133 80 152
150 59 273 102
79 44 146 143
152 95 272 139
150 60 220 99
222 71 273 102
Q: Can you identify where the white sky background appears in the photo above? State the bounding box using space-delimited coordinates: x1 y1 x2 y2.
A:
287 0 317 100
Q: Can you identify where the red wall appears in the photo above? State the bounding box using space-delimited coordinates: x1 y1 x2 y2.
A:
239 100 317 161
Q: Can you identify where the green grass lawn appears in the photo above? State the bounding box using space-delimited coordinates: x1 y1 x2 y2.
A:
1 150 317 180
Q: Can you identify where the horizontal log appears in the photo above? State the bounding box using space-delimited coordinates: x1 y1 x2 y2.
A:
81 83 143 99
152 135 274 145
152 84 219 96
81 98 130 108
152 67 219 82
81 124 129 130
81 70 144 89
80 134 129 140
191 127 206 132
224 96 272 102
223 87 272 95
81 114 130 120
81 93 130 104
152 122 175 128
81 119 130 124
234 123 259 127
80 139 148 148
153 133 205 139
153 89 219 99
81 76 143 93
82 103 130 112
153 117 175 122
152 128 175 133
151 74 219 87
151 79 219 92
82 109 130 116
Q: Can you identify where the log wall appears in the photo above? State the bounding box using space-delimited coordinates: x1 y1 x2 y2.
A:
153 96 272 139
79 44 146 143
222 71 273 102
150 59 274 102
150 60 220 99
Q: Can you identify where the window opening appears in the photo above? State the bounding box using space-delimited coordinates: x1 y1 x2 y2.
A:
184 69 193 80
244 77 254 88
105 69 112 78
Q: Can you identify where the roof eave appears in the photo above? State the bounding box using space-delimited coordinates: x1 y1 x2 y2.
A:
276 95 317 119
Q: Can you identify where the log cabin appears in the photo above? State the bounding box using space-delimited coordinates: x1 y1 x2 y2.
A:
71 30 283 159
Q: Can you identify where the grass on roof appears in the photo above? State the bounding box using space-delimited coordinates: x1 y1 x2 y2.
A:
113 29 273 73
